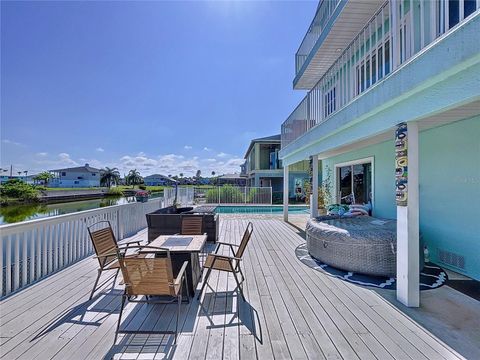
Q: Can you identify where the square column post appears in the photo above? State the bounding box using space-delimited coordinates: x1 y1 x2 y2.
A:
254 143 261 170
283 165 289 222
396 122 420 307
311 155 319 218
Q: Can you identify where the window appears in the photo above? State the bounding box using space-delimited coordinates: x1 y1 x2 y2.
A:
356 39 390 96
336 159 373 205
324 85 336 117
92 173 96 176
74 181 79 184
61 172 66 176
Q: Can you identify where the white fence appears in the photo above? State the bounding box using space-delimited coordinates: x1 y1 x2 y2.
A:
163 187 195 207
0 188 193 298
194 186 272 205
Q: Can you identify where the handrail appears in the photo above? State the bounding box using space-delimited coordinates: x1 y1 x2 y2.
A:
0 186 195 298
283 0 478 148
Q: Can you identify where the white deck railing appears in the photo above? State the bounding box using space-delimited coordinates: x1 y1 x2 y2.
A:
0 187 195 298
284 0 480 148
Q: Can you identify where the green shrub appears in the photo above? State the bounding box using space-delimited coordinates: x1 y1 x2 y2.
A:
138 184 147 190
205 185 245 203
0 179 39 201
107 187 123 196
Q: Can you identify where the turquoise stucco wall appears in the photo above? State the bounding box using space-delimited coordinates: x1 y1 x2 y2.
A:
321 117 480 280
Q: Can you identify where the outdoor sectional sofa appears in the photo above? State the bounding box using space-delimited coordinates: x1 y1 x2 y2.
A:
306 215 424 277
146 205 218 243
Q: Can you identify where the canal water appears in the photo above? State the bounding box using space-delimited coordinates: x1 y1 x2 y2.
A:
0 193 162 225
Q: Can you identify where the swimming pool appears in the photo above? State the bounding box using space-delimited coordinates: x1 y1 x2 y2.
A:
214 205 309 214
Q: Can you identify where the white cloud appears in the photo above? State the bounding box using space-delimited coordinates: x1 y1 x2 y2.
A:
203 147 212 152
217 152 228 158
206 158 217 162
35 152 48 157
96 147 104 152
2 139 24 147
184 145 192 150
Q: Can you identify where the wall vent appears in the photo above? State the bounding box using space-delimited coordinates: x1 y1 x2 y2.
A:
437 249 465 269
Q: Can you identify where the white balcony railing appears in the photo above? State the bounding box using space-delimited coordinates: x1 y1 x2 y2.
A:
283 0 480 148
295 0 342 74
0 187 194 298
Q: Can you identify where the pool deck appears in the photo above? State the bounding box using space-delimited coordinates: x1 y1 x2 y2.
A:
1 215 478 359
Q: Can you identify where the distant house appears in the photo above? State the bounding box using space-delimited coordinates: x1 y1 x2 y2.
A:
49 163 101 188
243 134 309 202
143 174 175 186
217 173 247 187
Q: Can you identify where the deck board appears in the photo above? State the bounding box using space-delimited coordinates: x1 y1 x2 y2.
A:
0 216 465 360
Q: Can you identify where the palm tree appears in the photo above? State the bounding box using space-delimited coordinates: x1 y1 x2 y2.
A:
100 167 120 188
33 171 54 187
211 171 216 176
179 173 184 178
125 169 143 189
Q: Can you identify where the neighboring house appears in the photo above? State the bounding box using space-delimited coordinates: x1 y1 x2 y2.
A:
143 174 175 186
244 134 309 202
278 1 480 305
0 175 36 185
49 164 101 188
216 173 247 187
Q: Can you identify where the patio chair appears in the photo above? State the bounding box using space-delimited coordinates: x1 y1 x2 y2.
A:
114 246 189 344
87 221 142 300
197 222 253 301
181 216 203 235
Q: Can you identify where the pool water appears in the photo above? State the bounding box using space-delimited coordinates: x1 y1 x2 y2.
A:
214 205 309 214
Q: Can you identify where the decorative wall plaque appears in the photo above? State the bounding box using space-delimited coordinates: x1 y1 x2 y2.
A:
395 122 408 206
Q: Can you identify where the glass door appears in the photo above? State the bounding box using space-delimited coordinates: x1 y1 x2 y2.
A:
337 162 372 205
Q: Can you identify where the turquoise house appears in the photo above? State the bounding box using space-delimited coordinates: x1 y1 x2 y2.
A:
279 0 480 306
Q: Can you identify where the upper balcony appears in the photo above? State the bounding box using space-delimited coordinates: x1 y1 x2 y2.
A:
283 0 480 148
294 0 384 90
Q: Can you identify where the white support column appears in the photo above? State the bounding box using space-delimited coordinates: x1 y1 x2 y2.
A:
283 165 289 222
311 155 319 218
397 121 420 307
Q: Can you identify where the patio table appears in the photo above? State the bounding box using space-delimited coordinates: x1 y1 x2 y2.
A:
146 234 207 297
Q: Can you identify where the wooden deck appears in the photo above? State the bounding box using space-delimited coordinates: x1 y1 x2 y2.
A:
0 216 466 359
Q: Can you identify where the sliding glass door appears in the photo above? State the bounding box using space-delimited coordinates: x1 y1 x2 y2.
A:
337 162 372 205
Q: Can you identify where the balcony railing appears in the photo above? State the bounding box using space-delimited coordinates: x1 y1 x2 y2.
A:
295 0 342 75
0 187 195 298
283 0 479 148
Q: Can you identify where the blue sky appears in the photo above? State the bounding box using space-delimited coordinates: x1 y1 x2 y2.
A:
1 0 316 177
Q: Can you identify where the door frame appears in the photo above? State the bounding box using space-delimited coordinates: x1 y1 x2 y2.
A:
334 156 375 210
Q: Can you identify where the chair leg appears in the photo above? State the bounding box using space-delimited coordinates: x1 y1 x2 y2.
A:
111 268 120 289
114 294 126 345
231 265 245 301
197 266 213 300
175 294 181 344
90 269 102 300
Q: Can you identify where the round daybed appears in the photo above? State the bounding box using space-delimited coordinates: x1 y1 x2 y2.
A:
306 215 413 277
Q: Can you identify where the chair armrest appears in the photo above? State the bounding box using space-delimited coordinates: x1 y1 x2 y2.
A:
120 239 142 247
209 253 242 262
215 241 238 256
216 241 239 247
174 261 189 286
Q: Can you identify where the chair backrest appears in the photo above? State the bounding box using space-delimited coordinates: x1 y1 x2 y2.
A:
235 222 253 259
181 216 203 235
118 251 176 297
87 221 118 268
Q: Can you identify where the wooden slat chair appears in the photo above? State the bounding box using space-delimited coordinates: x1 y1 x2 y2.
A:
114 245 189 344
181 216 203 235
87 221 142 299
197 222 253 301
